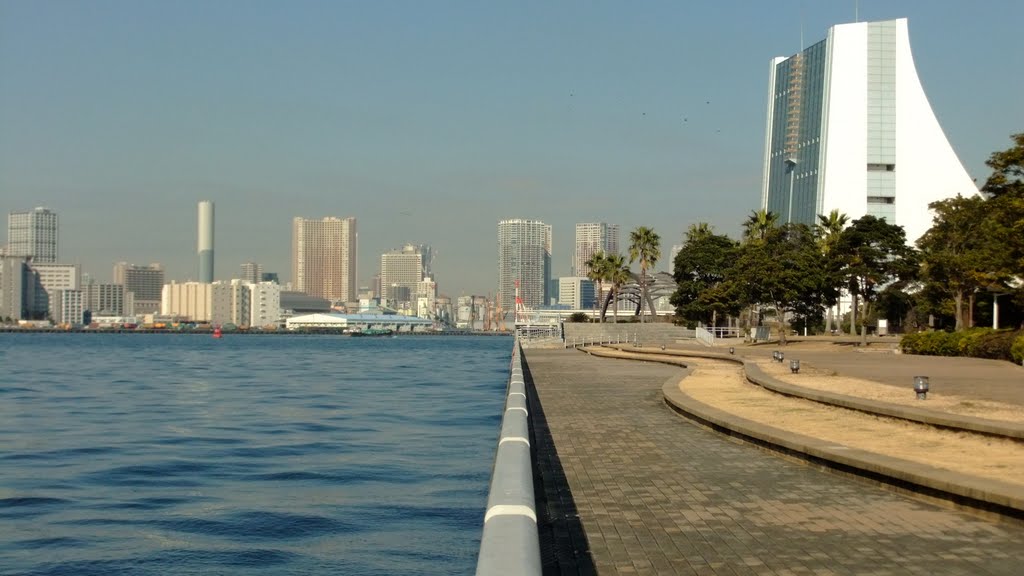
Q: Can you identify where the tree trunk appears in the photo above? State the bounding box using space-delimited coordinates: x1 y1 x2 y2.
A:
968 292 975 328
778 306 787 345
954 290 963 331
825 305 833 335
850 292 858 336
639 270 646 323
860 323 867 346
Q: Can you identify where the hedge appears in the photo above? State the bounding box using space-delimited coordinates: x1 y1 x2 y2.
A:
902 328 1024 363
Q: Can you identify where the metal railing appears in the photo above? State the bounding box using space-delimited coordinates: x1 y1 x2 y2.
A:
476 338 542 576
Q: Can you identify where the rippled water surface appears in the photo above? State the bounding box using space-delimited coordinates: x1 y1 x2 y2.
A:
0 334 511 575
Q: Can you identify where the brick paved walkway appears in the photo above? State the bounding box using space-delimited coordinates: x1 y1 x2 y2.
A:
524 348 1024 575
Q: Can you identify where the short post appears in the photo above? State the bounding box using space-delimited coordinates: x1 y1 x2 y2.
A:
913 376 929 400
789 359 800 373
728 346 735 355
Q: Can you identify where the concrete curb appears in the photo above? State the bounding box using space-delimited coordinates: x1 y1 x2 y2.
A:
579 346 1024 520
599 345 1024 442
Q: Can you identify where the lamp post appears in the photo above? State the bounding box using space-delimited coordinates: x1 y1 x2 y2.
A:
785 158 798 224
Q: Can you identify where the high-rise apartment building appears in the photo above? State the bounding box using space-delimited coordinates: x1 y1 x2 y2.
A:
240 261 263 285
292 216 357 302
497 219 551 311
761 18 977 242
574 223 619 277
198 201 215 282
7 207 58 263
380 244 430 303
113 262 164 315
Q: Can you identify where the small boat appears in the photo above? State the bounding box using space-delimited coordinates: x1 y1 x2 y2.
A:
349 328 394 337
213 327 223 339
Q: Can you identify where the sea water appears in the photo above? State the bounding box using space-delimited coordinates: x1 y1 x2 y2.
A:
0 333 511 575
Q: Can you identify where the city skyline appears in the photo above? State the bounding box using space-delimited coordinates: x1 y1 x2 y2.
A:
2 2 1021 295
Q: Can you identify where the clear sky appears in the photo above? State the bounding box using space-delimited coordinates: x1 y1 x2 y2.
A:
2 0 1021 297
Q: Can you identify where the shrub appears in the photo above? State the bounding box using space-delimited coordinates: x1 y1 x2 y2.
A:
567 312 590 323
1011 334 1024 365
901 330 960 356
970 330 1020 361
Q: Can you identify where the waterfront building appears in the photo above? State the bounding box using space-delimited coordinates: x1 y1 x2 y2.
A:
84 281 130 317
455 295 473 328
7 207 58 263
161 281 213 323
416 277 437 319
28 263 80 320
212 280 249 327
240 261 263 285
292 216 357 303
574 223 619 277
497 219 552 311
558 276 596 310
0 256 35 320
248 281 281 328
113 262 164 315
380 244 431 304
761 18 977 242
198 201 215 282
52 289 85 326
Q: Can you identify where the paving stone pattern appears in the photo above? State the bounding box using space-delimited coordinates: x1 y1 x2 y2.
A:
524 348 1024 576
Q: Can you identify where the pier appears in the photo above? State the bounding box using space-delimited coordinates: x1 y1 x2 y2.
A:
522 344 1024 575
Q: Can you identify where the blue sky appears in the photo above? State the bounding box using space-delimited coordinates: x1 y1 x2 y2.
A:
2 0 1021 296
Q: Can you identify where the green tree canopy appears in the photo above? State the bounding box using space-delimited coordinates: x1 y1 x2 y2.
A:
981 132 1024 199
836 215 919 331
670 232 739 326
917 195 1005 330
726 223 827 344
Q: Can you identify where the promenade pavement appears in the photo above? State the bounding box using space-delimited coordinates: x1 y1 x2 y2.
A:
524 348 1024 575
717 338 1024 406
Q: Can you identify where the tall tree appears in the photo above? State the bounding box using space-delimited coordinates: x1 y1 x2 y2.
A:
836 216 919 337
981 132 1024 199
670 232 739 326
585 252 611 323
917 195 1006 330
815 210 849 333
726 223 826 345
628 226 661 322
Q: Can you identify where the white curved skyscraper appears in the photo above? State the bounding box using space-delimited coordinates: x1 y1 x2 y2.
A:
761 18 978 242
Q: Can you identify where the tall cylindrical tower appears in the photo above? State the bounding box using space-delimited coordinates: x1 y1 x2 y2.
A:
198 200 215 283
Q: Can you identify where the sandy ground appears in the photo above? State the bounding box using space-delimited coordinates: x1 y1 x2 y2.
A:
755 358 1024 423
594 348 1024 488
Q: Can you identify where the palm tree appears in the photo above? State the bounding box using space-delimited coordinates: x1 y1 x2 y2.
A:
685 222 714 243
815 210 849 334
742 209 779 243
628 226 661 322
586 251 611 323
602 253 630 323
